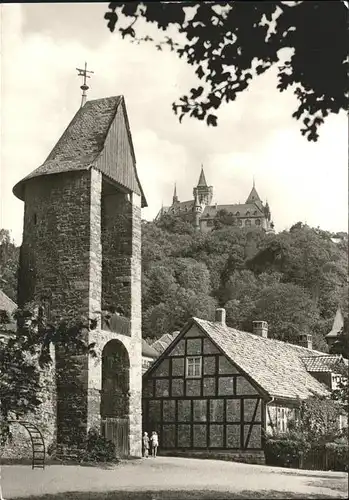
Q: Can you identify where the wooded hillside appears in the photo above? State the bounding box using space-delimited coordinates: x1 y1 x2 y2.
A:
1 221 347 353
142 216 348 352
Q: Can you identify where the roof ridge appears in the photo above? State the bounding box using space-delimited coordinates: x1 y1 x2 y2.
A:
194 317 327 356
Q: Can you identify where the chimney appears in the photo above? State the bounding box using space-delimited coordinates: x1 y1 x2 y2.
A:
252 321 268 338
215 308 226 325
298 333 312 350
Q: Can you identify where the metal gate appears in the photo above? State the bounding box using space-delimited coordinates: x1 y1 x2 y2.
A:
101 417 129 458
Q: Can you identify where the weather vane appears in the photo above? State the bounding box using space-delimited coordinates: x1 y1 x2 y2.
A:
76 62 94 107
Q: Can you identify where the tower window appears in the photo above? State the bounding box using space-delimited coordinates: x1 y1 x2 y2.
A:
33 213 37 225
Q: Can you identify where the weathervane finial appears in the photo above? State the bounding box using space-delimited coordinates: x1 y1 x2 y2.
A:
76 62 94 107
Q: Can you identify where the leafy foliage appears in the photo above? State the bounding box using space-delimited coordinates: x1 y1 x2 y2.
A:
288 395 344 444
0 229 19 302
105 2 348 141
0 223 348 348
0 303 97 448
80 428 117 463
141 220 347 348
266 394 348 470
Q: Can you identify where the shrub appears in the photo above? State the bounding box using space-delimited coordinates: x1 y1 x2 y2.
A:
264 436 310 468
325 442 349 472
80 428 117 463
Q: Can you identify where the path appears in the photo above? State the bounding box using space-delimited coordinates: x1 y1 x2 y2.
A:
2 456 348 499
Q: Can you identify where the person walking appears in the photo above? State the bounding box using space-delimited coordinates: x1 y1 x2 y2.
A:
150 430 159 458
142 431 149 458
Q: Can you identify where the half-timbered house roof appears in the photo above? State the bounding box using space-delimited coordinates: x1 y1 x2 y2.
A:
13 96 147 207
151 332 180 354
147 317 335 401
302 355 346 373
193 318 330 401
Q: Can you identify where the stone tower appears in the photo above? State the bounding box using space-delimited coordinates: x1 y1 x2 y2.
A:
193 166 213 206
13 96 146 457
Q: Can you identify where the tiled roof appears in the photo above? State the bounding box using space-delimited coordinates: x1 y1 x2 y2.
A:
151 332 180 355
193 318 330 400
202 203 264 218
0 290 17 314
13 96 147 207
302 355 345 373
142 339 159 359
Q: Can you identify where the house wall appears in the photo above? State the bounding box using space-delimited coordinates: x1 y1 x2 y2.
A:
200 217 267 232
142 324 266 464
265 404 297 436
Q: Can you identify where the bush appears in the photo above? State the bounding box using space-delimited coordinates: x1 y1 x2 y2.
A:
80 428 117 463
325 442 349 472
264 436 310 468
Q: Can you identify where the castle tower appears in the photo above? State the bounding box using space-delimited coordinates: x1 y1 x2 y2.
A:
245 179 263 209
193 166 213 206
172 183 179 205
13 95 146 457
193 191 203 230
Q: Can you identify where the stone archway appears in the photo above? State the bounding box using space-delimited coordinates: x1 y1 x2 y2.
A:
101 339 130 457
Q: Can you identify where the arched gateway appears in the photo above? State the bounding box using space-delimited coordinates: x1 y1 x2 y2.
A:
101 339 130 457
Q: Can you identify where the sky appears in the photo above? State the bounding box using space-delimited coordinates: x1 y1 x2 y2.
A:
1 2 348 244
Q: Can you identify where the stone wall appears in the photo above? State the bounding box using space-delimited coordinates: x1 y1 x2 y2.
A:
160 449 265 465
17 170 142 458
2 345 56 460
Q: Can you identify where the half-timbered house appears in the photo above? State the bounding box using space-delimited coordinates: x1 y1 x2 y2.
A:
142 308 347 464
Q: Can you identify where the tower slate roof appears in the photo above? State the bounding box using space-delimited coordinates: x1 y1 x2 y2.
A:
246 184 262 205
326 306 344 339
13 96 147 207
197 167 208 187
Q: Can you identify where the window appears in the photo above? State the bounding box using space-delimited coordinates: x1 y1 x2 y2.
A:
236 211 240 216
277 407 288 433
33 213 37 225
238 219 243 226
255 219 261 226
246 211 250 216
186 356 202 378
245 219 251 227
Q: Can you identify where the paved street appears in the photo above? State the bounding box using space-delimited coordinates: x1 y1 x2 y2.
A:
2 456 348 499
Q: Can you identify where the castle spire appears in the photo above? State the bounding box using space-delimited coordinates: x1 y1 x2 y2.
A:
172 182 179 204
76 62 94 107
197 165 208 187
246 180 261 205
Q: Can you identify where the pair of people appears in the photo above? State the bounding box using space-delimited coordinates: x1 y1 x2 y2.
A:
143 431 159 458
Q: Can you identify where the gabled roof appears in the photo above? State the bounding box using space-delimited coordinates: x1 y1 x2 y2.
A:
302 355 345 373
13 96 147 207
151 332 180 354
146 317 331 400
142 339 158 359
326 306 344 339
246 185 262 204
197 167 208 187
0 290 17 314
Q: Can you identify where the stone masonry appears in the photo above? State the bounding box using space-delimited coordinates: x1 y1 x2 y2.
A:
13 96 145 458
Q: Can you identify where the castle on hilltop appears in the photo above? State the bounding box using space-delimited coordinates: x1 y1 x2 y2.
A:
156 167 274 232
